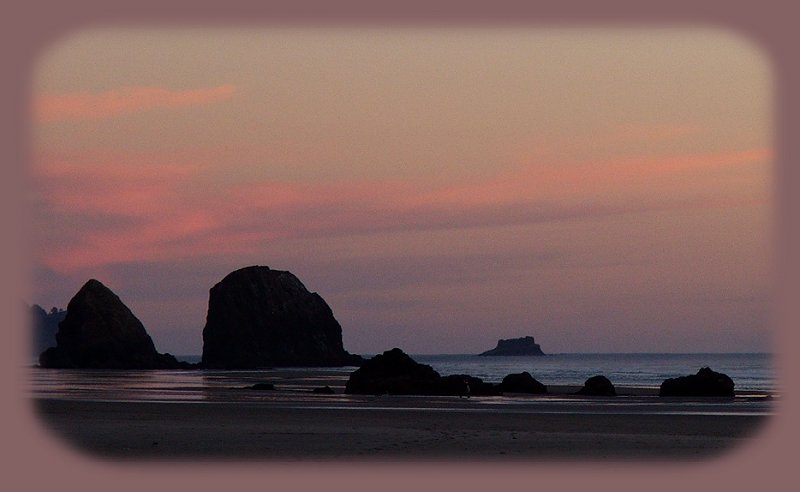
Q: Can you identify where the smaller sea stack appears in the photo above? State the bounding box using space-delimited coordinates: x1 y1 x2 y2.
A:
39 279 185 369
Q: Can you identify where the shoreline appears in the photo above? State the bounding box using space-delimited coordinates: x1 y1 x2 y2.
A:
29 365 777 401
29 364 775 460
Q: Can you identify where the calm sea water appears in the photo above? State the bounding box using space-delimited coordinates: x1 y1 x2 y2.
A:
29 353 774 403
177 352 773 391
413 353 774 391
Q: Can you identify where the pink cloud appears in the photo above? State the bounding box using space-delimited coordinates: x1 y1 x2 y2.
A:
231 179 422 210
31 150 234 271
214 147 770 245
32 146 770 273
35 84 236 122
34 153 200 218
607 124 705 142
407 148 771 209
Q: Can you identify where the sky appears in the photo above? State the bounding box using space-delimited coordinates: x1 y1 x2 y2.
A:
28 27 772 355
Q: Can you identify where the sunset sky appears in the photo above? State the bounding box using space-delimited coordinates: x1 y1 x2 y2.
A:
29 27 772 355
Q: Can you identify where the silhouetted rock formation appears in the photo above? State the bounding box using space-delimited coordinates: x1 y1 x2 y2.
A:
479 336 544 356
659 367 735 397
345 348 440 395
498 371 547 394
38 279 187 369
201 266 364 369
577 375 616 396
31 304 66 357
345 348 501 396
313 385 336 394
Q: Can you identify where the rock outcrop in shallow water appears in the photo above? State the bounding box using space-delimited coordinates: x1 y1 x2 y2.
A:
38 279 187 369
201 266 364 369
498 371 547 394
345 348 500 396
577 375 616 396
479 336 545 356
345 348 440 395
659 367 734 397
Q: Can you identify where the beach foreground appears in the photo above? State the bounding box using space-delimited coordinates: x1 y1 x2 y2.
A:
32 372 771 461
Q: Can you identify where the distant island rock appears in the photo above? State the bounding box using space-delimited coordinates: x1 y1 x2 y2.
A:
38 279 187 369
479 336 545 356
201 266 364 369
30 304 66 357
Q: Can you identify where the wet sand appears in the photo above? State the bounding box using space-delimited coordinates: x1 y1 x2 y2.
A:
32 377 772 461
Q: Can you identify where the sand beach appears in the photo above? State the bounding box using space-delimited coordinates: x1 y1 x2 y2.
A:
31 369 772 461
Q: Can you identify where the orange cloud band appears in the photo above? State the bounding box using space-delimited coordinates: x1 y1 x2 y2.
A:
35 84 236 122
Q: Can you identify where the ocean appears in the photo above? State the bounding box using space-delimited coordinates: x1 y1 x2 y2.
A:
179 352 772 391
29 352 774 403
412 353 774 392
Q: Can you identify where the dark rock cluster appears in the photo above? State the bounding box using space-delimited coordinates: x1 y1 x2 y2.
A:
345 350 738 399
346 348 517 396
344 348 441 395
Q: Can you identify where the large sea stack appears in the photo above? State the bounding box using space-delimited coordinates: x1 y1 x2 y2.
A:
38 279 185 369
201 266 364 368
